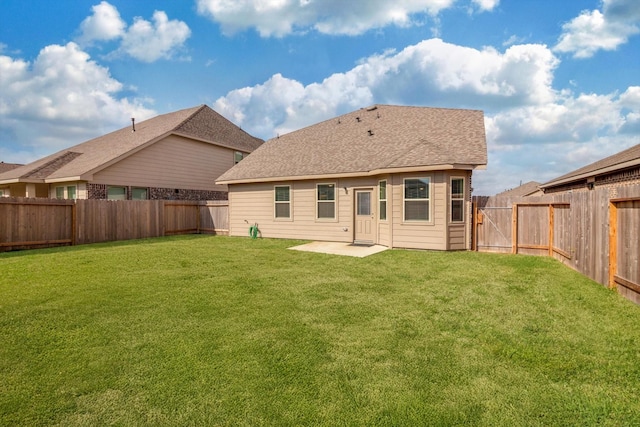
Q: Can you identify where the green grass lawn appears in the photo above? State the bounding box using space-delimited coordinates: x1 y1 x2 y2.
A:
1 235 640 426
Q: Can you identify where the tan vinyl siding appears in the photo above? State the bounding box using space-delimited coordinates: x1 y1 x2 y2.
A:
448 224 467 250
93 135 233 191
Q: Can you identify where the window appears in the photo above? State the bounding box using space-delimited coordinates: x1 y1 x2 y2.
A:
404 178 430 221
67 186 77 200
450 177 465 222
132 187 148 200
107 186 127 200
234 151 244 164
274 186 290 219
379 180 387 220
56 187 65 199
316 183 336 219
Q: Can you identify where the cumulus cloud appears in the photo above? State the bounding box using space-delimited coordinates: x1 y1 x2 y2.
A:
0 42 155 158
214 39 558 138
554 0 640 58
77 1 126 45
196 0 499 37
76 2 190 62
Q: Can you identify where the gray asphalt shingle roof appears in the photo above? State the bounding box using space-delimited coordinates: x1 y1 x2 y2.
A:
0 105 263 183
217 105 487 183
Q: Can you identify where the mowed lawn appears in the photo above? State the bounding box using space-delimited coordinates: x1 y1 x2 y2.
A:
1 236 640 426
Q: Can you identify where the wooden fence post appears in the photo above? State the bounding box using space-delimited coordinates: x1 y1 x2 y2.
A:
512 204 518 254
548 204 554 256
608 201 617 289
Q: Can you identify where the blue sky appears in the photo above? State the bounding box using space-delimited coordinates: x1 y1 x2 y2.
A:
1 0 638 194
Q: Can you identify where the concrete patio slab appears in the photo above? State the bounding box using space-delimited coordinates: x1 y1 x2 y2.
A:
288 241 388 258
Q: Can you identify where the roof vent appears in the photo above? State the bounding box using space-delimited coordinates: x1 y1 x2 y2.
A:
356 117 361 122
368 130 374 136
131 118 136 132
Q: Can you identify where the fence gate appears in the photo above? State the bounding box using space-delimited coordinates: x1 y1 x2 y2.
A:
609 198 640 303
473 202 512 252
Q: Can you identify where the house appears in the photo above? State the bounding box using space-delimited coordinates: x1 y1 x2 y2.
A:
494 181 542 197
0 162 23 197
540 143 640 194
216 105 487 250
0 105 263 200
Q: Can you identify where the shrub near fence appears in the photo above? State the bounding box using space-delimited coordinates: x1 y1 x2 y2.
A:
0 198 228 252
473 183 640 304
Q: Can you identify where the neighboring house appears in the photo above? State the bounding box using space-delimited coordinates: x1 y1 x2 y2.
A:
540 143 640 194
494 181 542 197
0 105 263 200
217 105 487 250
0 162 23 197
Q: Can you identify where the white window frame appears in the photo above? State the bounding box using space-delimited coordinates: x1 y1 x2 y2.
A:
450 176 465 223
379 180 387 221
274 185 292 220
55 185 77 200
403 177 432 222
316 183 337 221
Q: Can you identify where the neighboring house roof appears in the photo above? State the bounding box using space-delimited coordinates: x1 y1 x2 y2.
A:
494 181 542 197
0 162 23 174
217 105 487 184
0 105 263 184
540 143 640 190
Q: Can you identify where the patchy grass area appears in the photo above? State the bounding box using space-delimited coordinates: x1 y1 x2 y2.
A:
1 235 639 425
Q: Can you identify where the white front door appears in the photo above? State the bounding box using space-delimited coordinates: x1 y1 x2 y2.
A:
354 189 376 244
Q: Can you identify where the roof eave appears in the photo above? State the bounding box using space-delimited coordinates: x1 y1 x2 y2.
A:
0 177 45 184
540 158 640 189
171 131 260 153
217 163 486 185
44 176 84 184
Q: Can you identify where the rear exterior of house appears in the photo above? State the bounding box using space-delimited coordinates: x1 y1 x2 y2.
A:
218 105 486 251
0 105 262 201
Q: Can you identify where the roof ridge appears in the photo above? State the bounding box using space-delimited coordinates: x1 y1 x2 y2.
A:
170 104 207 132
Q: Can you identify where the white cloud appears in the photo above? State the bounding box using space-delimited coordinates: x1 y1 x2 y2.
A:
118 11 191 62
77 1 126 45
196 0 497 37
0 42 155 158
76 2 190 62
554 0 640 58
215 39 558 138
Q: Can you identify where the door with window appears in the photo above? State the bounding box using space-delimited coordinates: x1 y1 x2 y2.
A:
354 189 376 244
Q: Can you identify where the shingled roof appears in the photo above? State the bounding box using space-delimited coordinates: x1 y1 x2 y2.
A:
495 181 542 197
0 105 263 183
217 105 487 184
540 143 640 190
0 162 23 174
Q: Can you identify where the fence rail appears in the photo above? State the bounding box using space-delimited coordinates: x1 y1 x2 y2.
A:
0 198 228 252
473 184 640 304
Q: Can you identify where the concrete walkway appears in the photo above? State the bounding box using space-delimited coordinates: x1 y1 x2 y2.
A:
288 241 388 258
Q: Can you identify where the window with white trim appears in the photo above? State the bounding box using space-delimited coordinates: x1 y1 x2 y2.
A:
404 178 430 221
274 186 291 219
450 177 465 223
55 185 77 200
316 183 336 219
379 180 387 221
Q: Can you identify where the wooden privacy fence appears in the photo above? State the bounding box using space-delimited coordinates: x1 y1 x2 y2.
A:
473 184 640 304
0 198 228 252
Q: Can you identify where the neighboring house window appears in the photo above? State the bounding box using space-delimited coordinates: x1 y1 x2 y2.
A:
132 187 148 200
0 189 5 197
317 183 336 219
234 151 244 164
55 186 76 200
107 186 127 200
404 178 430 221
379 180 387 221
274 186 291 219
450 177 465 223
